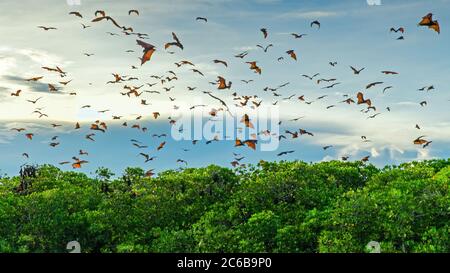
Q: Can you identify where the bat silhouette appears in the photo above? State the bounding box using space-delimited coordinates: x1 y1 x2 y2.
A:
302 73 319 80
38 26 57 31
10 90 21 96
213 59 228 67
92 16 122 30
196 17 207 22
235 51 249 58
291 33 307 38
69 11 83 18
257 44 273 52
381 71 398 75
260 28 268 39
277 151 294 156
129 10 139 16
350 66 365 74
390 27 405 33
165 32 184 50
310 20 320 29
366 82 383 89
26 76 43 81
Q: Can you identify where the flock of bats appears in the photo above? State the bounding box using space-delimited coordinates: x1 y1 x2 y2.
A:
6 9 443 175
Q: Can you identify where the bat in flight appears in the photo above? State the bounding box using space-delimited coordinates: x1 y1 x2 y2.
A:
366 82 383 89
381 71 398 75
136 40 156 65
129 10 139 16
277 150 294 157
10 90 21 97
217 76 232 90
418 13 440 34
26 76 43 82
291 33 307 39
69 11 83 18
165 32 184 50
235 139 257 150
213 59 228 67
357 92 372 107
257 44 273 52
92 15 124 31
390 27 405 33
196 17 207 22
246 61 262 75
38 26 57 31
350 66 365 74
260 28 268 39
413 136 432 148
310 20 320 29
286 50 297 61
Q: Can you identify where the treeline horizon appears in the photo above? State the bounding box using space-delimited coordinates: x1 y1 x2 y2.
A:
0 159 449 253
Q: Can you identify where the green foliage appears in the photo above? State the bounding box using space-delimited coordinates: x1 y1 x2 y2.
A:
0 160 449 253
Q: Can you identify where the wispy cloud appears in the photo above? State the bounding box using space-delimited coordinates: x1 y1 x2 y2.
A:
277 10 342 19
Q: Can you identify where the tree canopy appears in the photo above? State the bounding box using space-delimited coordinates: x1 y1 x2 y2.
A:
0 159 449 253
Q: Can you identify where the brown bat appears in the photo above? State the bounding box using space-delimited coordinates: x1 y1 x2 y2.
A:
48 84 58 92
72 160 89 169
286 50 297 61
235 139 257 150
299 129 314 136
26 76 43 82
11 128 26 132
92 16 123 30
59 80 72 85
136 40 156 65
240 114 254 128
69 11 83 18
413 136 430 145
418 13 440 34
246 61 262 74
10 90 21 96
217 76 232 90
157 142 166 151
357 92 372 107
164 32 184 50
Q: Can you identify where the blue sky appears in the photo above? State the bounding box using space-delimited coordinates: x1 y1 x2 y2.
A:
0 0 449 176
